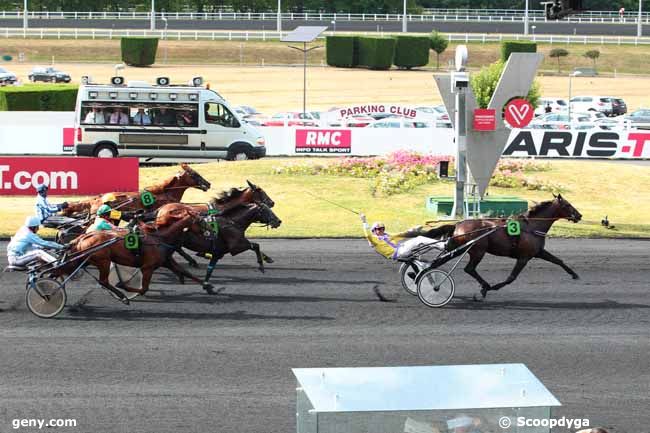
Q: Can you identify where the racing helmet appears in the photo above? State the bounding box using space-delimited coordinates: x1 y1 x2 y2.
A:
101 192 117 204
371 222 386 232
97 204 112 216
35 183 49 193
24 215 41 228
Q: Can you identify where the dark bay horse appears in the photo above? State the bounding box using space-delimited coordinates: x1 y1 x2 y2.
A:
56 212 210 302
62 163 211 217
438 194 582 299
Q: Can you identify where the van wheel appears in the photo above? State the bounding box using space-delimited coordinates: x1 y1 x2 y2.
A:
227 146 251 161
94 144 117 158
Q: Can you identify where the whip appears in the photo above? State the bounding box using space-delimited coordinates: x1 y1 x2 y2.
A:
304 191 360 215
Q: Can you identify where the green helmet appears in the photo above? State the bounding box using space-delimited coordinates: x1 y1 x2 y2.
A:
97 204 112 216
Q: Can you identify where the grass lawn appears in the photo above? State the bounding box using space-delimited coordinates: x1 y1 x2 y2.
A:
1 158 648 239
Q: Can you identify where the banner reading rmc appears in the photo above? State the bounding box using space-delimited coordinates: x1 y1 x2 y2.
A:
0 157 139 196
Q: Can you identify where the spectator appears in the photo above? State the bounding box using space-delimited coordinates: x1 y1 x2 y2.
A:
132 108 152 125
619 7 625 21
545 102 552 114
109 107 129 125
84 107 105 124
178 111 195 127
155 107 176 126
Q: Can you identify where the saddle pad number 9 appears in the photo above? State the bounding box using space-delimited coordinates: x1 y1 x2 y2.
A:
208 221 219 235
124 233 140 250
506 219 521 236
141 191 156 207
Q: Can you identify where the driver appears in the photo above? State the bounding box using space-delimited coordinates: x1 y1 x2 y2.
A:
7 216 65 267
86 205 118 233
360 213 444 261
34 183 74 226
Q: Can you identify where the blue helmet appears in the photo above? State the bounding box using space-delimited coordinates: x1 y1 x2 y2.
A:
24 215 41 228
35 183 48 193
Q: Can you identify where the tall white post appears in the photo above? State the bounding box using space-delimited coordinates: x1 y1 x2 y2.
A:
23 0 27 29
277 0 282 33
524 0 529 35
402 0 407 32
150 0 155 31
638 0 643 38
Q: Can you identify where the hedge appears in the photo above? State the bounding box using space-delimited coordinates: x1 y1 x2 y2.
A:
500 41 537 62
0 84 78 111
357 37 395 70
121 37 159 67
393 35 430 69
326 36 358 68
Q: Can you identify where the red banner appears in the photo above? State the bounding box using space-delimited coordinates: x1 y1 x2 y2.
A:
0 157 139 196
295 129 352 154
473 109 496 131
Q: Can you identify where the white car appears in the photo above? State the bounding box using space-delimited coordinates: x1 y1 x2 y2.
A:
569 96 615 116
535 98 568 116
365 117 431 128
0 67 17 85
416 105 449 121
528 113 594 130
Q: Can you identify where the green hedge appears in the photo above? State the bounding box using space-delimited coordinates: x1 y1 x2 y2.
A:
500 41 537 62
326 36 358 67
357 37 395 70
121 37 159 67
393 35 430 69
0 84 78 111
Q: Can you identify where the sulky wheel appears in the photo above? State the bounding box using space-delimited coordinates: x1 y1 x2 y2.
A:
399 261 424 296
25 277 67 318
108 263 142 300
416 269 455 308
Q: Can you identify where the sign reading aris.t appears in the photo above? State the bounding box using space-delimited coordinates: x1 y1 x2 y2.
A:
0 157 139 196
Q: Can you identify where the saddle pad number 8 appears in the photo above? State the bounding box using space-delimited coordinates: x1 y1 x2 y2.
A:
506 219 521 236
141 191 156 207
124 233 140 250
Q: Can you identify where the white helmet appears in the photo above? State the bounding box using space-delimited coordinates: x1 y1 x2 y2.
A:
24 215 41 228
35 183 49 193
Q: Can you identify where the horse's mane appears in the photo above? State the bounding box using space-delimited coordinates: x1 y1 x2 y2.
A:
211 188 246 205
144 172 180 194
524 200 555 217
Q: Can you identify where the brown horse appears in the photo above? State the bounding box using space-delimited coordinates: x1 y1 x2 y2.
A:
437 194 582 299
56 212 209 302
61 163 211 217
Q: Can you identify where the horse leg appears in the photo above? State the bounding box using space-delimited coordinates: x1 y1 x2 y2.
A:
536 249 580 280
176 247 199 268
96 260 130 304
202 256 222 294
165 256 213 292
490 258 530 293
138 267 154 295
250 242 266 273
464 248 492 298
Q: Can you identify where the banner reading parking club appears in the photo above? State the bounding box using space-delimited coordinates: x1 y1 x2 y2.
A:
0 157 139 195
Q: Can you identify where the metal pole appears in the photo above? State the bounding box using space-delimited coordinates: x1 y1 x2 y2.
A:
568 73 572 121
277 0 281 32
402 0 407 32
453 88 467 219
524 0 529 35
150 0 155 31
23 0 27 29
303 42 307 116
638 0 643 38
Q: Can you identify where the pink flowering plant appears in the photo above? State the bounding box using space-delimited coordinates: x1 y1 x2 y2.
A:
491 159 565 192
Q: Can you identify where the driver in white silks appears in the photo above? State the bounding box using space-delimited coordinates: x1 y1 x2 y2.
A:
359 213 445 261
6 216 65 268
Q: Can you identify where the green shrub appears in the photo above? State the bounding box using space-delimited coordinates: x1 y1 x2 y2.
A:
429 31 449 70
470 61 540 109
500 41 537 62
326 36 358 67
393 35 430 69
357 37 395 70
120 37 159 67
0 84 78 111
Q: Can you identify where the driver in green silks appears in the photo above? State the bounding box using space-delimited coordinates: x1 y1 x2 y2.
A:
86 205 118 233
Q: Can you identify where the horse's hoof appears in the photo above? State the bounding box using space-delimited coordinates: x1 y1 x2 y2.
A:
480 287 489 298
572 274 580 280
203 283 214 294
472 294 484 302
121 298 130 305
258 267 265 274
264 257 274 264
178 275 185 285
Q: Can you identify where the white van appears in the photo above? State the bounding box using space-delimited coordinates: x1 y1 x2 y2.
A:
74 77 266 161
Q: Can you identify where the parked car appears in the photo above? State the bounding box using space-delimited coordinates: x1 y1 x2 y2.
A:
528 113 594 130
573 111 606 122
624 108 650 129
28 66 71 83
569 96 614 116
365 117 431 128
236 105 261 117
611 98 627 116
416 105 449 121
535 98 568 116
262 112 319 127
0 67 18 85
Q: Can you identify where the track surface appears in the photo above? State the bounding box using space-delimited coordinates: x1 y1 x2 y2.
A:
0 239 648 433
0 18 645 36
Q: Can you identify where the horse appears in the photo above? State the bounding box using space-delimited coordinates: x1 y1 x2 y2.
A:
55 212 210 302
433 194 582 299
61 163 211 217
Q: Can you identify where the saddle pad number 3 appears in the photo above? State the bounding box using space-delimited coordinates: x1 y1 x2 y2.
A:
141 191 156 207
506 220 521 236
124 233 140 250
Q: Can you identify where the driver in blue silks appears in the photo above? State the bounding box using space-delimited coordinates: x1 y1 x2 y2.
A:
34 183 75 226
6 216 65 267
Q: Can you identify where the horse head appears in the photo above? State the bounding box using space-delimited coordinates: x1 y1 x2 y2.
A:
247 179 275 208
255 203 282 229
554 193 582 223
178 163 211 192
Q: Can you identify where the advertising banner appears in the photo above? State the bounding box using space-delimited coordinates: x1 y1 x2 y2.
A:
473 109 497 131
295 129 352 154
0 157 139 195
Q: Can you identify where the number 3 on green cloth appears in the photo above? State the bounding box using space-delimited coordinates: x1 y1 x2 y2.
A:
506 220 521 236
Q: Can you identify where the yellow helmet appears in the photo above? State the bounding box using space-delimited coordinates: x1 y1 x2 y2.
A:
101 193 117 204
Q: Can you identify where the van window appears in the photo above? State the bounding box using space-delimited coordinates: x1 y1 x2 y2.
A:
80 102 198 127
205 102 240 128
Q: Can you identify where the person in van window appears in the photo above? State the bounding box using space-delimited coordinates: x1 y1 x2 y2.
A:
178 111 194 126
155 107 176 126
132 108 151 125
84 107 105 124
109 107 129 125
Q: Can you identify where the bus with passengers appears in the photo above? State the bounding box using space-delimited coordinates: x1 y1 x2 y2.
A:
74 76 266 161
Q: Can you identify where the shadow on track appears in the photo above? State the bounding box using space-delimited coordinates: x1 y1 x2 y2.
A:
448 296 650 311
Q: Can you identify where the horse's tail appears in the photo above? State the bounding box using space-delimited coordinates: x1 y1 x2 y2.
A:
422 224 456 240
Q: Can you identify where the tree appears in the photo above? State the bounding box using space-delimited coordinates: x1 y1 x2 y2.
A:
584 49 600 69
549 48 569 73
429 31 449 70
470 61 540 109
